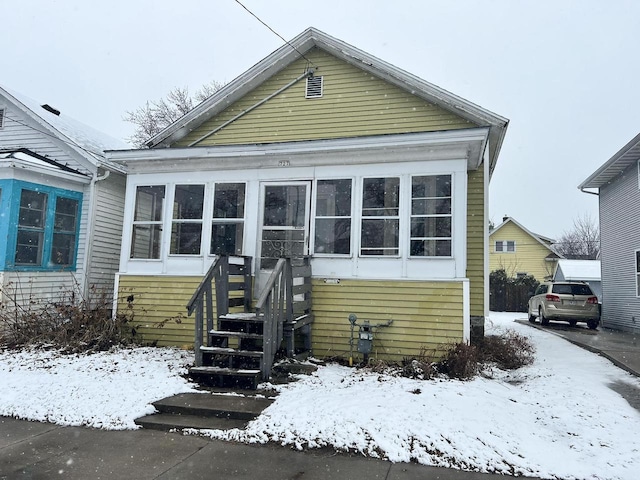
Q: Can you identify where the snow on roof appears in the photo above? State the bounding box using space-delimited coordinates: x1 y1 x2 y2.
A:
556 259 601 281
1 85 128 161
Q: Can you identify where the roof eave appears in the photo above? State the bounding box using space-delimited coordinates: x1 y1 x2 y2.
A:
579 131 640 189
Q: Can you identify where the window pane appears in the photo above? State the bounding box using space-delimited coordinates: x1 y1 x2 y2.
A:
19 190 47 228
636 251 640 273
412 175 451 198
211 223 244 255
411 239 452 257
15 230 43 265
54 197 78 232
264 185 306 227
171 223 202 254
173 185 204 220
495 241 503 252
213 183 245 219
410 217 451 238
131 225 162 259
507 241 515 252
362 178 399 216
51 233 75 265
134 186 165 222
361 219 399 255
316 179 351 217
315 218 351 254
412 198 451 215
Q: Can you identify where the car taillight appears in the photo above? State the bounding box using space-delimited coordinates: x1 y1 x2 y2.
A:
545 294 561 302
587 297 598 304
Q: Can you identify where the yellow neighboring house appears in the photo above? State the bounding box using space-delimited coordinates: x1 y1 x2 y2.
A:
489 217 563 281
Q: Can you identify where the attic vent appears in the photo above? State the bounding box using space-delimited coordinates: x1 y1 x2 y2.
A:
0 108 4 128
41 104 61 116
305 75 323 98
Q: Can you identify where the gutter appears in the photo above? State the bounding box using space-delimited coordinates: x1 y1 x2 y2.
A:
579 187 599 196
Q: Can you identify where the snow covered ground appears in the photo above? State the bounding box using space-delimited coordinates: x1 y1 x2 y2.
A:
1 313 639 479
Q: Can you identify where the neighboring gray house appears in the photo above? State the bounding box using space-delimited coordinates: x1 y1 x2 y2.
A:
579 132 640 333
0 86 128 310
553 259 602 301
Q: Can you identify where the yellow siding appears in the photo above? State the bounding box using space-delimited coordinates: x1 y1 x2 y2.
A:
117 275 203 348
466 168 485 317
489 223 557 281
311 279 464 362
177 48 473 147
117 275 464 360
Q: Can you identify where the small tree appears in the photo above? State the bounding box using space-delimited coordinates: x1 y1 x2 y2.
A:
124 80 224 148
554 214 600 260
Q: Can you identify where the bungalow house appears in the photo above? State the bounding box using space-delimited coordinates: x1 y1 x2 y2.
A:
107 28 508 380
579 132 640 333
553 259 602 301
489 216 562 282
0 86 127 311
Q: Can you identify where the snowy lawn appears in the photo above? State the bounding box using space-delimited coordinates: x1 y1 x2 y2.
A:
1 312 640 479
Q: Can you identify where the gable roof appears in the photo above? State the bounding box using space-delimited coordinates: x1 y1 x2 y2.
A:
579 132 640 189
147 27 508 173
0 85 127 173
490 216 563 257
554 259 601 282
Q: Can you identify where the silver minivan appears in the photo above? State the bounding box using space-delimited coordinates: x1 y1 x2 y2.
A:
528 281 600 329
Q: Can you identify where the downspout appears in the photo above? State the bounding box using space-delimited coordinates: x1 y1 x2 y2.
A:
188 68 316 147
82 169 111 301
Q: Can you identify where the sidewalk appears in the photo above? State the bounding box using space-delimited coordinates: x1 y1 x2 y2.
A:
0 415 530 480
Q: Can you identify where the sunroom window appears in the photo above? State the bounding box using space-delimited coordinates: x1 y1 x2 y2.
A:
16 190 48 265
361 177 400 256
315 179 352 255
131 185 165 259
211 183 245 255
171 184 205 255
410 175 452 257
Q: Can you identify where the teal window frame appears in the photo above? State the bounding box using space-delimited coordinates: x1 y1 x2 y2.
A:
0 179 83 271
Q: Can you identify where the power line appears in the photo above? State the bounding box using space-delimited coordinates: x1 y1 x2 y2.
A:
233 0 317 70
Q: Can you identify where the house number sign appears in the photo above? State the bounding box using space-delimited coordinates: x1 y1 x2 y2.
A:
278 160 291 167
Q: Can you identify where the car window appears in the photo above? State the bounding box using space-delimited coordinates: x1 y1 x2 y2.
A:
534 285 547 295
570 284 593 295
552 284 573 295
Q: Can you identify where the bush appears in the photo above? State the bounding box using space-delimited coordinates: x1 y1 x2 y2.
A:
479 330 535 370
437 342 480 380
0 283 139 353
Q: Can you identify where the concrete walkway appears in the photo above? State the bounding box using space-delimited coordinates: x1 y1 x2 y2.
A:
0 415 528 479
4 321 639 480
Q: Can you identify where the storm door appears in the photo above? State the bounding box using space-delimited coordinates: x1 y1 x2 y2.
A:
258 182 311 277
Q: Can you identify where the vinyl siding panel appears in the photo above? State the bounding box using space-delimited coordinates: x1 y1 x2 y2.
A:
466 168 485 316
489 223 556 281
117 275 202 348
599 163 640 332
116 275 465 358
177 48 473 147
0 271 85 309
87 173 126 298
0 105 93 175
312 279 464 362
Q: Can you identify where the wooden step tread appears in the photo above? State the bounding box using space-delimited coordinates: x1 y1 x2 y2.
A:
190 366 261 376
200 346 263 357
209 330 263 339
220 313 263 321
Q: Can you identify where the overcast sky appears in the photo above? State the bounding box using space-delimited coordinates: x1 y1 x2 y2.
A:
3 0 639 239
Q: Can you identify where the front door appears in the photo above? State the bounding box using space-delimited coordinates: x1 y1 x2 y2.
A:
257 182 311 286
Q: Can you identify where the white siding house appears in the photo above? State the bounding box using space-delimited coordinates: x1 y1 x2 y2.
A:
553 259 602 301
579 132 640 333
0 86 127 311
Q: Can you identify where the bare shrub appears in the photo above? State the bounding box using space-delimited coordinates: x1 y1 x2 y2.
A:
0 283 139 353
437 342 480 380
478 330 535 370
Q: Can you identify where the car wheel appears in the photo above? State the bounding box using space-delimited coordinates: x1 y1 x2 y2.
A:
587 320 599 330
528 305 536 323
539 307 549 326
569 320 577 327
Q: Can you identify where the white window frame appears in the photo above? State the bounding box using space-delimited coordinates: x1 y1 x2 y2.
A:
130 185 166 260
495 240 516 253
169 183 205 256
312 178 354 257
359 176 401 257
409 174 453 258
210 182 246 256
